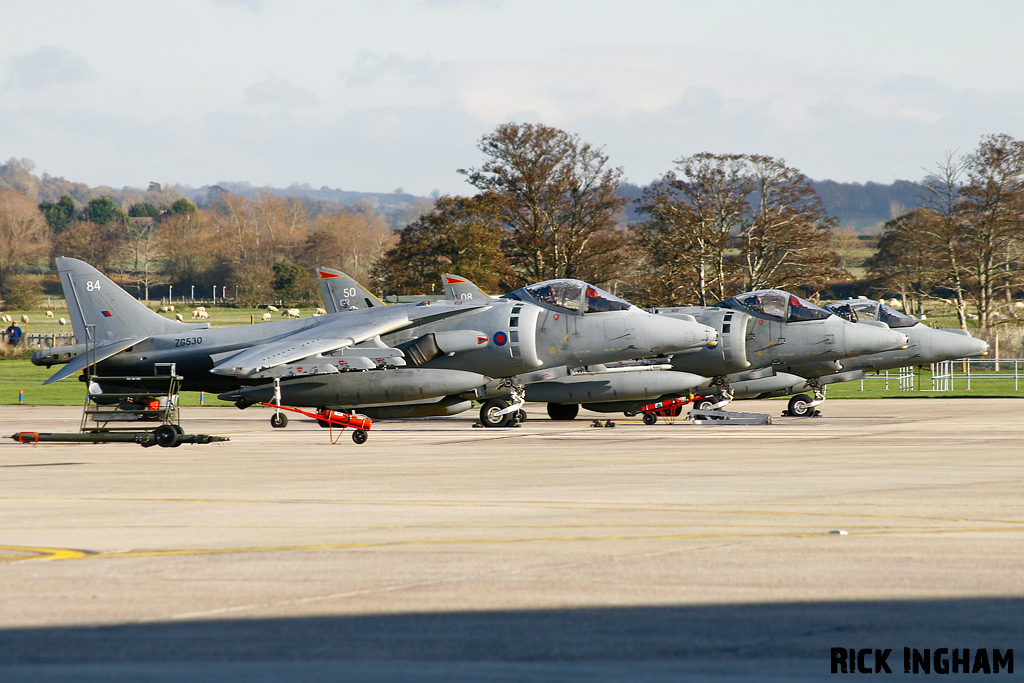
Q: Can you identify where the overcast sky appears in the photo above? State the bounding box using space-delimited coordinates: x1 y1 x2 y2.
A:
2 0 1022 196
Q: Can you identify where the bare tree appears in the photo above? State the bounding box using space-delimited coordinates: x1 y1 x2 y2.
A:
738 155 844 295
303 203 396 285
958 133 1024 328
917 153 971 328
632 153 749 305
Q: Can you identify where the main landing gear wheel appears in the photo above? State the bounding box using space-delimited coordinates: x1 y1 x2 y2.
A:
352 429 368 444
270 412 288 428
153 424 180 448
546 403 579 421
642 413 657 425
480 398 514 428
787 394 814 417
695 398 715 411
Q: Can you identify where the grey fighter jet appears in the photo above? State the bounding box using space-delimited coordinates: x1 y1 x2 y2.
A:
34 258 496 411
523 288 909 420
440 274 712 420
648 290 911 414
220 271 719 426
758 298 990 417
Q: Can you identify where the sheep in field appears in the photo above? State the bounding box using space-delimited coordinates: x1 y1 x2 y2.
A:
261 312 272 321
267 305 279 312
175 313 184 322
21 315 30 323
59 318 67 325
315 307 327 315
159 305 174 313
45 310 54 318
282 308 301 318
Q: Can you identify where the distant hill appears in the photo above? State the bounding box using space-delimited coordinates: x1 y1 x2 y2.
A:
618 179 928 233
811 179 927 233
2 158 927 233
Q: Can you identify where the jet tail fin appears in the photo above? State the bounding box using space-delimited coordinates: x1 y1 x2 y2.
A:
442 274 490 301
316 268 383 313
55 256 206 354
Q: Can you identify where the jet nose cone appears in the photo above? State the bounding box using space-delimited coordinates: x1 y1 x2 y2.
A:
934 330 991 358
644 315 719 355
845 323 908 356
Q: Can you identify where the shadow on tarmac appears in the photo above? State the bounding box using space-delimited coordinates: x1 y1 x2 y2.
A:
1 598 1020 681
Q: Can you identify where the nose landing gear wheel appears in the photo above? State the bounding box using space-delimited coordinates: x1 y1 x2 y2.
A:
480 399 514 428
787 394 814 417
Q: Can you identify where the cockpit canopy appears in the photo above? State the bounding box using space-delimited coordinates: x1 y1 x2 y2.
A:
826 299 920 328
505 279 633 314
716 289 832 323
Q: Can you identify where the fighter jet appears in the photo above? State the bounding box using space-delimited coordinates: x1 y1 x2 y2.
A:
515 288 910 420
33 258 500 412
218 270 719 426
439 274 712 420
756 298 990 417
644 290 911 415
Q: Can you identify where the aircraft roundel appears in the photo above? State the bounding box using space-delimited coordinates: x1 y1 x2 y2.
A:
492 331 508 346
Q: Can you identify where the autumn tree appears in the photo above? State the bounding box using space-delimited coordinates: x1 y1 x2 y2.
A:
155 207 224 289
460 122 627 283
371 193 516 295
53 220 125 274
867 209 946 316
210 191 310 303
302 203 396 284
632 153 750 305
0 187 52 301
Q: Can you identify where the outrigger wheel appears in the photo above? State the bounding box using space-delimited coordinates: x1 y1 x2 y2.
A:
270 412 288 428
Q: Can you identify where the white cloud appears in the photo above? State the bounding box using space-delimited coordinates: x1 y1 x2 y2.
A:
244 79 320 107
4 47 93 90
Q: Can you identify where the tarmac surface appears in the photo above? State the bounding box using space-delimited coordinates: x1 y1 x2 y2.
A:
0 398 1022 681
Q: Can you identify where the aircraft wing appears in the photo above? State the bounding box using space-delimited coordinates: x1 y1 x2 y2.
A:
43 336 150 384
209 300 486 377
209 312 414 377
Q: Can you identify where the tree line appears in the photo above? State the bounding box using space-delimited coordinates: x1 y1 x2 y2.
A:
0 125 1022 331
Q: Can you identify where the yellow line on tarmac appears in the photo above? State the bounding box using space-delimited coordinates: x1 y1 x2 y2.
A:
6 525 1024 563
0 545 90 562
